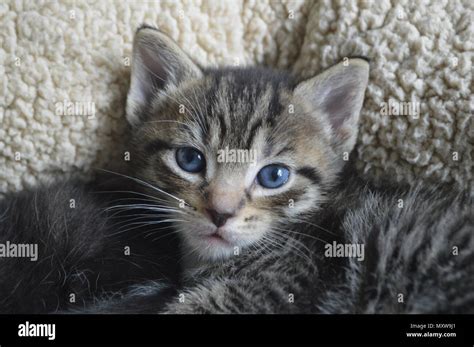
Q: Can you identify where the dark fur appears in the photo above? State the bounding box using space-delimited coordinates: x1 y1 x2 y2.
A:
0 177 181 313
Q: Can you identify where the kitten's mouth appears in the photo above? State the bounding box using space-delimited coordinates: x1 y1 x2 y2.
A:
189 223 235 249
205 231 229 244
198 227 233 246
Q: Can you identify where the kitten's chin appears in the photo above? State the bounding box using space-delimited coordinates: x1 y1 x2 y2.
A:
184 233 236 262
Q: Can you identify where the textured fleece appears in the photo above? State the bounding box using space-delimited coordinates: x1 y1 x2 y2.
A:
1 0 472 194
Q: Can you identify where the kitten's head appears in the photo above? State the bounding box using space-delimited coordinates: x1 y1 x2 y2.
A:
125 26 369 261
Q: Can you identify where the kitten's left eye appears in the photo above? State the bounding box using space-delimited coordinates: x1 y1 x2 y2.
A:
176 147 206 173
257 164 290 189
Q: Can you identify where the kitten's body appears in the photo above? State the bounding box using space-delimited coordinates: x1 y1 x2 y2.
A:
0 26 472 314
1 164 472 314
73 164 474 314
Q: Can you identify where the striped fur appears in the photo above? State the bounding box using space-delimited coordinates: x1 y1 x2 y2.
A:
83 167 474 313
158 171 474 313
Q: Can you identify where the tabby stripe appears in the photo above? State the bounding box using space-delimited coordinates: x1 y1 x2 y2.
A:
145 139 172 154
226 285 247 313
266 286 284 308
275 146 294 156
263 140 274 158
296 166 322 185
265 86 282 127
246 117 263 149
208 295 221 311
218 111 227 137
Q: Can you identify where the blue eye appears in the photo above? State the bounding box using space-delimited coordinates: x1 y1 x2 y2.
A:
257 164 290 189
176 147 206 173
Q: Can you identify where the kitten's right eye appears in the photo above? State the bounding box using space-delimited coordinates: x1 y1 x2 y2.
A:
175 147 206 173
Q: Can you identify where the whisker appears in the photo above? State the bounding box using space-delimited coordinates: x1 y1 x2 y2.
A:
150 229 182 243
105 204 183 213
289 217 337 237
107 218 185 237
110 213 180 229
143 224 177 239
264 232 313 264
97 169 191 207
270 229 317 257
94 189 173 205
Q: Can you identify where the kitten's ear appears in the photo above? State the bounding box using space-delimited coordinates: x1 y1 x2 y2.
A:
126 26 203 126
294 58 369 155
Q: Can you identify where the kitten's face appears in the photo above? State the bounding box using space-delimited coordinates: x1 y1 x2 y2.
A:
126 27 369 261
131 72 335 260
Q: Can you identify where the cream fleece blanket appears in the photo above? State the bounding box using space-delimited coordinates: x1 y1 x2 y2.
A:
1 0 473 194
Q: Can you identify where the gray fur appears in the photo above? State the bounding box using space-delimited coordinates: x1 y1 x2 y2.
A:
89 170 473 314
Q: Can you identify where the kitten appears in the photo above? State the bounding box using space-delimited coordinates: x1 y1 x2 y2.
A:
0 26 472 314
125 26 368 266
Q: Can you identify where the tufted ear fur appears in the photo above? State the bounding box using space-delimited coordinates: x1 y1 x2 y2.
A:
294 58 369 155
126 26 203 126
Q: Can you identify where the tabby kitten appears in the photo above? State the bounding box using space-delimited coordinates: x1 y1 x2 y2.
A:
125 26 368 266
91 26 473 314
0 26 472 314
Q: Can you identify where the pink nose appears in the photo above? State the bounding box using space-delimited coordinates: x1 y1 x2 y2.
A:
206 209 233 227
